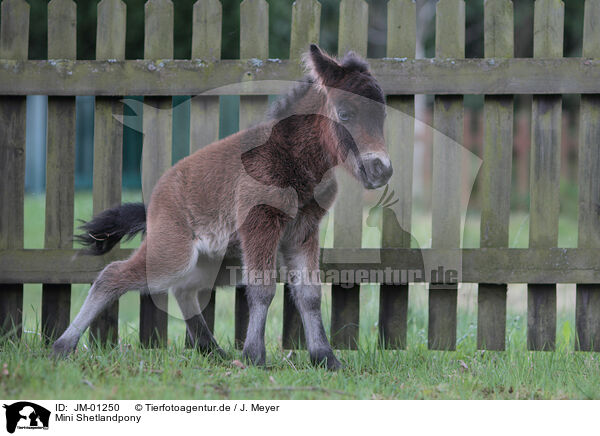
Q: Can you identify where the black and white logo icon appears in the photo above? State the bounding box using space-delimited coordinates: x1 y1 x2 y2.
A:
3 402 50 434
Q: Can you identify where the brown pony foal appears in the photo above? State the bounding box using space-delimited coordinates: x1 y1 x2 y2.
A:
53 45 392 370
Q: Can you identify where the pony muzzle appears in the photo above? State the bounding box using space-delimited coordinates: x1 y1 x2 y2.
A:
361 153 393 189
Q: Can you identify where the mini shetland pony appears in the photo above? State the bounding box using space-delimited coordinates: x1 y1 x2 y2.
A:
53 45 392 370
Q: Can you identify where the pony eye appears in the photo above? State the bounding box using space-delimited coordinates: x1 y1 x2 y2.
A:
337 109 353 121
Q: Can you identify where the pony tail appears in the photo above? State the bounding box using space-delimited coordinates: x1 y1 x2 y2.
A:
74 203 147 255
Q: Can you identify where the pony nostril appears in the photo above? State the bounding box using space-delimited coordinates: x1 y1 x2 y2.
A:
372 158 385 178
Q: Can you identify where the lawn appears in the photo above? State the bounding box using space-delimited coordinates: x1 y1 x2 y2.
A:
1 189 598 400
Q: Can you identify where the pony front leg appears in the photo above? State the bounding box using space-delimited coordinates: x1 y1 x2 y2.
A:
238 205 289 366
242 282 276 365
281 230 341 370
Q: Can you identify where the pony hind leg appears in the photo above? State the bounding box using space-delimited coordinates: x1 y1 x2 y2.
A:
52 243 149 356
53 207 203 356
172 286 225 358
171 248 227 356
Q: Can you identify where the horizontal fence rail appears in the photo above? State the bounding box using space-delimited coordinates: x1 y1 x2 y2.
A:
1 248 599 285
1 0 600 353
1 58 600 95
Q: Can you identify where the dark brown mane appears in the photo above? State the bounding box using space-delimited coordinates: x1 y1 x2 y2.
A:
267 76 313 120
269 50 381 121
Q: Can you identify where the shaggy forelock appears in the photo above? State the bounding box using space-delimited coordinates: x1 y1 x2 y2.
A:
339 72 385 104
340 51 369 73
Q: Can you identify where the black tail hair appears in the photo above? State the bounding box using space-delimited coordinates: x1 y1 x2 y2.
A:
74 202 146 255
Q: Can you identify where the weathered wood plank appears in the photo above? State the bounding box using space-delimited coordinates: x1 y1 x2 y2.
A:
47 0 76 59
240 0 268 60
2 248 600 284
576 0 600 352
0 0 29 338
190 0 221 150
96 0 126 61
338 0 368 56
477 284 507 349
428 0 464 351
234 284 249 349
282 0 320 350
234 0 269 349
378 0 415 350
185 0 222 347
477 0 513 351
139 0 173 348
282 283 304 348
527 0 563 351
42 0 77 342
0 0 29 59
144 0 173 59
289 0 320 60
87 0 126 346
3 58 600 96
239 0 269 129
189 95 219 150
90 95 124 345
192 0 221 61
330 0 368 350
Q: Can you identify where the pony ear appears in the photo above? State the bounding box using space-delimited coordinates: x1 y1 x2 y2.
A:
303 44 342 88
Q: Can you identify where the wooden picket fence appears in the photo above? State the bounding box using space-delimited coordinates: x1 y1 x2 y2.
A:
1 0 600 352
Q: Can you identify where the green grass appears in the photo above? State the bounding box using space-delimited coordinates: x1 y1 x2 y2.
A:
1 190 597 400
2 308 600 400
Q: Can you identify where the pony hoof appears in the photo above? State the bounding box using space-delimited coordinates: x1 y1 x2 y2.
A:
242 346 266 367
209 347 229 360
52 339 76 358
311 350 342 371
326 357 343 371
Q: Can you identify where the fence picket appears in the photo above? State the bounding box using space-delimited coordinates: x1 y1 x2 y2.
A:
140 0 174 348
191 0 221 151
576 0 600 351
239 0 269 129
378 0 415 349
235 0 269 349
0 0 29 338
477 0 513 351
186 0 223 345
88 0 127 345
330 0 368 349
281 0 321 350
428 0 464 350
42 0 77 342
527 0 563 351
289 0 321 60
